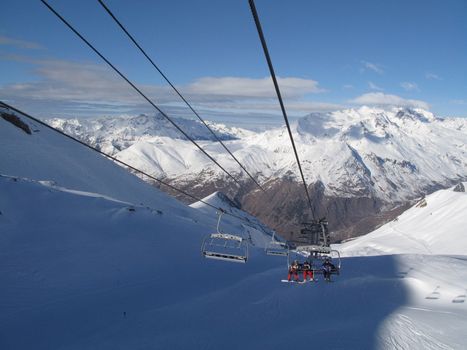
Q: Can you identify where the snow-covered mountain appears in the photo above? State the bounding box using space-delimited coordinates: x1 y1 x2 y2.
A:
47 107 467 239
1 111 184 212
47 113 254 155
0 106 272 243
2 107 467 349
48 107 467 202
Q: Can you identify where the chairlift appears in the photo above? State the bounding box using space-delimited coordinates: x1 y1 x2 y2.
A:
309 249 342 275
288 218 342 275
289 218 334 254
201 210 249 263
265 231 289 257
294 218 331 249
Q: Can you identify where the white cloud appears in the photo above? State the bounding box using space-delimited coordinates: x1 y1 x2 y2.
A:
368 81 383 91
184 76 323 100
0 57 323 103
0 56 334 118
349 92 430 110
0 58 150 105
199 101 344 113
425 72 441 80
0 35 44 50
400 82 419 91
361 60 384 74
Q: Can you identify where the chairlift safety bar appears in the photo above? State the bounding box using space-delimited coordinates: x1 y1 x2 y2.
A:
210 233 244 242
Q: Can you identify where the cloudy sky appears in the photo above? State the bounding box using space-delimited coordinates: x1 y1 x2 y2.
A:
1 0 466 128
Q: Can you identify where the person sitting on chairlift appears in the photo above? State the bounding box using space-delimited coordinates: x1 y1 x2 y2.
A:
287 260 300 282
322 257 335 282
302 260 313 282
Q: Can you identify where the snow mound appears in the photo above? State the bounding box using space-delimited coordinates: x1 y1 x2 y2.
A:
338 183 467 256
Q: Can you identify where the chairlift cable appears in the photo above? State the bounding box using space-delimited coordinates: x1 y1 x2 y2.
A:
248 0 315 220
96 0 264 192
40 0 241 187
0 101 257 226
37 1 309 248
0 101 292 262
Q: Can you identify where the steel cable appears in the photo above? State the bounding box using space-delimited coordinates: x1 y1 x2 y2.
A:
40 0 241 186
96 0 264 192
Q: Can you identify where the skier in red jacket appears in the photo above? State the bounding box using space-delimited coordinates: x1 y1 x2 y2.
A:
302 260 314 281
287 260 300 281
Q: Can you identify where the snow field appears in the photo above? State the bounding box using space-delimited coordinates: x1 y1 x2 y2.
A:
1 177 467 349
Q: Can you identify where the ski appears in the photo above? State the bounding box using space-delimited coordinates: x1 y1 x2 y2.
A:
281 279 316 284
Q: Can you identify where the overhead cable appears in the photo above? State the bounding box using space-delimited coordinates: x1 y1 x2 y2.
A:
248 0 315 219
0 101 263 227
40 0 241 186
96 0 264 192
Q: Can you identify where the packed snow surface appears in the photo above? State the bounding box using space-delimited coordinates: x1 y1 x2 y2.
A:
1 176 467 350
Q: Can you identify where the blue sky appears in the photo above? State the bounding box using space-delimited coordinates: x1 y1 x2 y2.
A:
1 0 466 128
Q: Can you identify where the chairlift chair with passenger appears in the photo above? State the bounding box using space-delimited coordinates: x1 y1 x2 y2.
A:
201 210 249 263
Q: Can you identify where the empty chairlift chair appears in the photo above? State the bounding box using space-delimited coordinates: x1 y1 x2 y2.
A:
265 232 289 257
201 211 249 263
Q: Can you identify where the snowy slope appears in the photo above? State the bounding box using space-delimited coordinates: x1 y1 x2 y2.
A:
1 176 467 350
51 107 467 203
337 183 467 256
191 191 275 234
0 108 194 217
190 191 279 248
